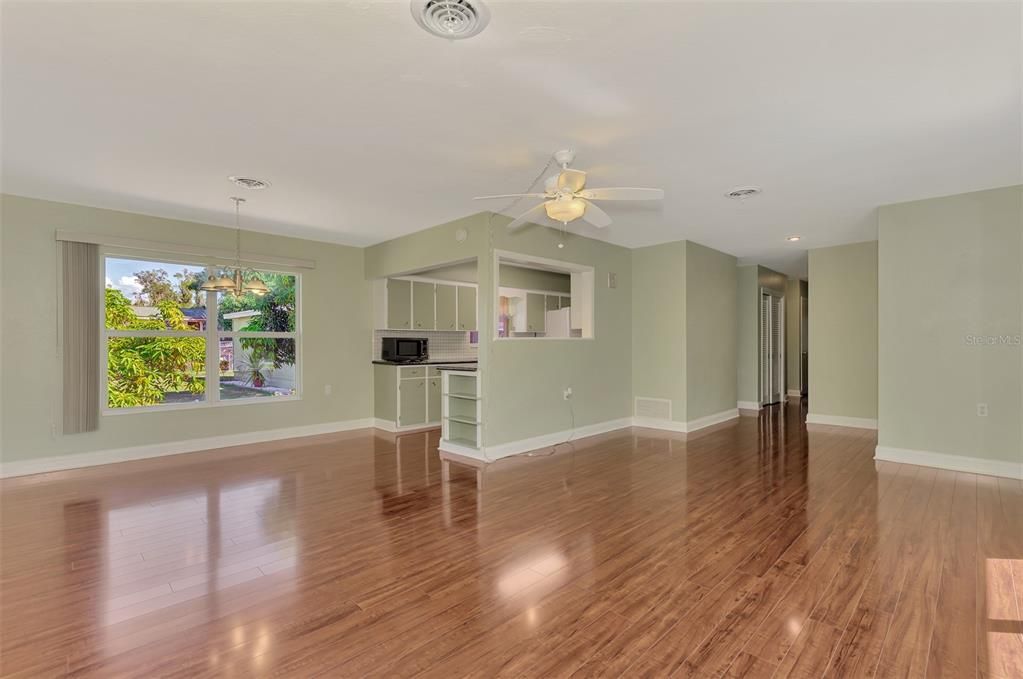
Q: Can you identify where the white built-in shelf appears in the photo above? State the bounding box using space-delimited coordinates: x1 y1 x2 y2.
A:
445 415 479 426
444 391 480 401
441 370 482 451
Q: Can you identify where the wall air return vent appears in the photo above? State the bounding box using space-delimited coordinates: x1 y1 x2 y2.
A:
635 397 672 421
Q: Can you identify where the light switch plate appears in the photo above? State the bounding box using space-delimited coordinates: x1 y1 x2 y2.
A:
607 272 617 289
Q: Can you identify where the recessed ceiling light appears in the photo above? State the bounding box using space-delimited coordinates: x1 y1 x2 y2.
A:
786 235 801 242
726 186 761 199
228 176 270 190
411 0 490 40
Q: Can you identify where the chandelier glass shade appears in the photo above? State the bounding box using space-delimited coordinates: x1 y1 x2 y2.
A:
199 197 269 297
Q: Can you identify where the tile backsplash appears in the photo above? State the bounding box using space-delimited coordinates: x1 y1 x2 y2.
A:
373 330 478 362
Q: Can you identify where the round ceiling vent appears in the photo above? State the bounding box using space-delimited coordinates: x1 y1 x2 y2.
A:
228 176 270 190
726 186 761 199
411 0 490 40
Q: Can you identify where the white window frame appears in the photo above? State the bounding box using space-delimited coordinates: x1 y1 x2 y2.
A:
100 250 302 415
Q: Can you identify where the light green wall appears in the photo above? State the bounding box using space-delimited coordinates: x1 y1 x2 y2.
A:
498 264 571 293
808 241 878 421
878 186 1022 463
418 260 478 284
631 242 686 422
366 214 633 447
364 213 486 281
631 240 737 423
758 266 787 295
736 266 760 404
0 195 372 463
685 242 738 419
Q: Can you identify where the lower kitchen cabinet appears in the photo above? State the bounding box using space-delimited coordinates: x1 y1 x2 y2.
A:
375 364 444 431
428 375 441 422
399 378 427 427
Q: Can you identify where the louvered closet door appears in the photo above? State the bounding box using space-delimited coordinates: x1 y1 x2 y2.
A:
760 293 771 404
770 295 782 403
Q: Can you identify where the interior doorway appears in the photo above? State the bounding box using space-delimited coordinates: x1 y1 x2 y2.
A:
760 289 785 406
799 292 808 396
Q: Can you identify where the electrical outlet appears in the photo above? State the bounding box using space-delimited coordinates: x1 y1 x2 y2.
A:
977 403 988 417
324 384 333 396
563 387 573 400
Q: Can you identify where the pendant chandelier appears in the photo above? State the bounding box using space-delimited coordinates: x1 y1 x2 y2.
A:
199 197 269 297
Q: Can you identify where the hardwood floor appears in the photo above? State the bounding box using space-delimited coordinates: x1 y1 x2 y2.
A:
2 403 1021 678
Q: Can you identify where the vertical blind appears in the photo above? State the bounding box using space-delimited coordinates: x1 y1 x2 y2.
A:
61 240 100 433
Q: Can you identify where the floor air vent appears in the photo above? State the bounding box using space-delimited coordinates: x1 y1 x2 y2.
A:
635 397 671 421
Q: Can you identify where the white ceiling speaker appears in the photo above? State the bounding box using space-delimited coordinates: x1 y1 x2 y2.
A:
411 0 490 40
474 149 665 230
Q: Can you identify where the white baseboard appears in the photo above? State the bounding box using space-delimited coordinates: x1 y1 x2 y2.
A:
875 445 1023 480
483 417 635 460
632 409 740 434
0 418 376 478
373 418 440 434
787 390 802 398
632 416 688 433
737 401 762 411
686 409 740 432
806 413 878 430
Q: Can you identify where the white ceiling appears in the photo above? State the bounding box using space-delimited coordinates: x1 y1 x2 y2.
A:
3 1 1020 277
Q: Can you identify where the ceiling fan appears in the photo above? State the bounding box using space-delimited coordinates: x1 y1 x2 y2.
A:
474 149 664 230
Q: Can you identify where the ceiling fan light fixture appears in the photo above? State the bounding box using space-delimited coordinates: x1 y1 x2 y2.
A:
545 197 585 223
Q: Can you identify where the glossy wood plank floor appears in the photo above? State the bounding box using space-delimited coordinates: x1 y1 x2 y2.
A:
2 403 1021 678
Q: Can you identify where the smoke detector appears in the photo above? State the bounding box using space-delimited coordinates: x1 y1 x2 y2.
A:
411 0 490 40
228 176 271 190
726 186 761 199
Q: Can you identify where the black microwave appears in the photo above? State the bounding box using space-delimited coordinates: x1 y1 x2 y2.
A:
381 337 429 363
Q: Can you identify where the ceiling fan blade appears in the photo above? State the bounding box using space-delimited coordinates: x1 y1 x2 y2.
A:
580 200 612 228
577 187 665 201
557 169 587 193
473 193 548 201
505 202 550 230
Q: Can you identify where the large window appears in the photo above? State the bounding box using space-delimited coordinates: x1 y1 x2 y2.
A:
103 255 300 412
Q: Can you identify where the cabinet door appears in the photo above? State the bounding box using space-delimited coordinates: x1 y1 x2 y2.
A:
435 284 457 331
545 295 561 311
560 296 571 309
428 377 441 423
399 378 427 426
412 282 435 331
526 293 546 333
457 286 477 331
387 279 411 329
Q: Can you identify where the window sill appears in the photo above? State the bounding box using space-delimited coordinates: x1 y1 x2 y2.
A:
102 395 302 416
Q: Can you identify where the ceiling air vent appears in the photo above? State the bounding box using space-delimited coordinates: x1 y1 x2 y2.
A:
726 186 761 199
411 0 490 40
228 176 270 190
